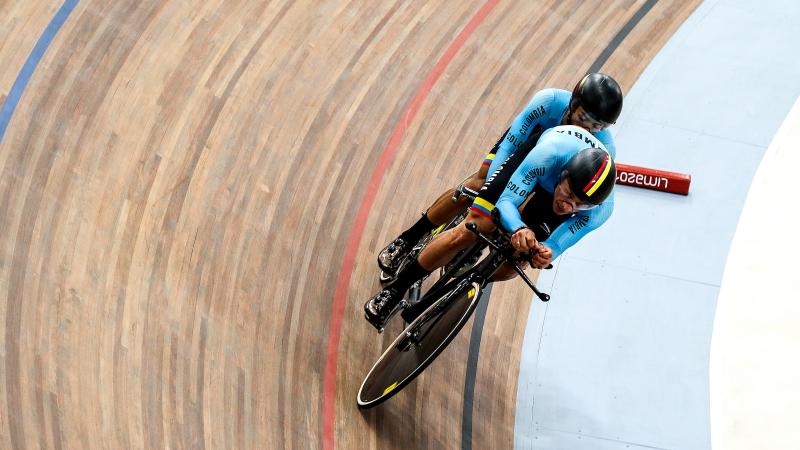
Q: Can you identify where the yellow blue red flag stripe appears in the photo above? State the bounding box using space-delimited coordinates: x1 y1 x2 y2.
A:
469 197 495 218
584 153 612 197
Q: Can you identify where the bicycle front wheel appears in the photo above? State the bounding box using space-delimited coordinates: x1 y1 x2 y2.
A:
356 280 482 409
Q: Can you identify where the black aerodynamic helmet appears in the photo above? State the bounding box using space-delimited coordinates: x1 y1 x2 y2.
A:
563 147 617 206
569 73 623 125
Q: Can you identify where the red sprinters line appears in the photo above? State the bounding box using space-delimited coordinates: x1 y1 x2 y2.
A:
321 1 499 449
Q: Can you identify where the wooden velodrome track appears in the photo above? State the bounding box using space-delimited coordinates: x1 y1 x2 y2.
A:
1 1 700 448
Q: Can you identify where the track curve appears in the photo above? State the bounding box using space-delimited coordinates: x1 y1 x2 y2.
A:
0 1 698 448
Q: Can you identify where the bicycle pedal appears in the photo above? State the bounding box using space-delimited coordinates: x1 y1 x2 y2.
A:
407 283 421 306
400 306 420 325
379 270 394 283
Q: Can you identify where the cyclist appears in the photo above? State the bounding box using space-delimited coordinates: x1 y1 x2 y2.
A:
365 125 617 329
377 73 623 281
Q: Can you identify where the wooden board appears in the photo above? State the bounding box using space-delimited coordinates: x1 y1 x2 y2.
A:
0 1 700 448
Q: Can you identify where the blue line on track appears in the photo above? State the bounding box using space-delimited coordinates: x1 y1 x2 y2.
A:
0 0 79 145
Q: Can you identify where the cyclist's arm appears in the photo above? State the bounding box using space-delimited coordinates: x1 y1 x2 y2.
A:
495 141 559 233
542 194 615 260
487 89 556 176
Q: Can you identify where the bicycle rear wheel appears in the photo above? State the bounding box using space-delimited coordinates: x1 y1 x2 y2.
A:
356 280 482 409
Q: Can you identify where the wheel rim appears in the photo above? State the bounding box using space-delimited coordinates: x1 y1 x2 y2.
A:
357 281 481 407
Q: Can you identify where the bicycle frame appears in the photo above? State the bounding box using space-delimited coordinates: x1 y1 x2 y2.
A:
357 220 552 409
403 223 549 326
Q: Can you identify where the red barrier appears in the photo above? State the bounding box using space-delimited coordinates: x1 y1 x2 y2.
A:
615 163 691 195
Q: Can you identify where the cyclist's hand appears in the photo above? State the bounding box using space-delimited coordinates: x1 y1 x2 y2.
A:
530 243 553 269
511 227 537 253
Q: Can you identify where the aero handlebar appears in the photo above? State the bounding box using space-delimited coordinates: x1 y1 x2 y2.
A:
465 222 550 302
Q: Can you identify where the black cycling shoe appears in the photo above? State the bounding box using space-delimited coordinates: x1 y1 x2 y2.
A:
377 238 412 276
379 269 395 284
364 287 404 332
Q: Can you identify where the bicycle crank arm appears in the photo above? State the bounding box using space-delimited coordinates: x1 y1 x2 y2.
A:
407 282 422 306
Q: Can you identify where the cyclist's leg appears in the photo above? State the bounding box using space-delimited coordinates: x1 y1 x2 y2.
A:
425 162 490 225
387 210 493 293
367 207 497 329
417 209 495 271
413 126 507 231
396 205 496 325
367 132 509 328
377 129 507 273
382 158 493 253
376 177 473 275
392 138 524 288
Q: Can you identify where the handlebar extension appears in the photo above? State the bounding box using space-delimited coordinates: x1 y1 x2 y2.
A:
465 222 550 302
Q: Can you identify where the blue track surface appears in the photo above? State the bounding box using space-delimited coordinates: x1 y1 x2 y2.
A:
515 1 800 448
